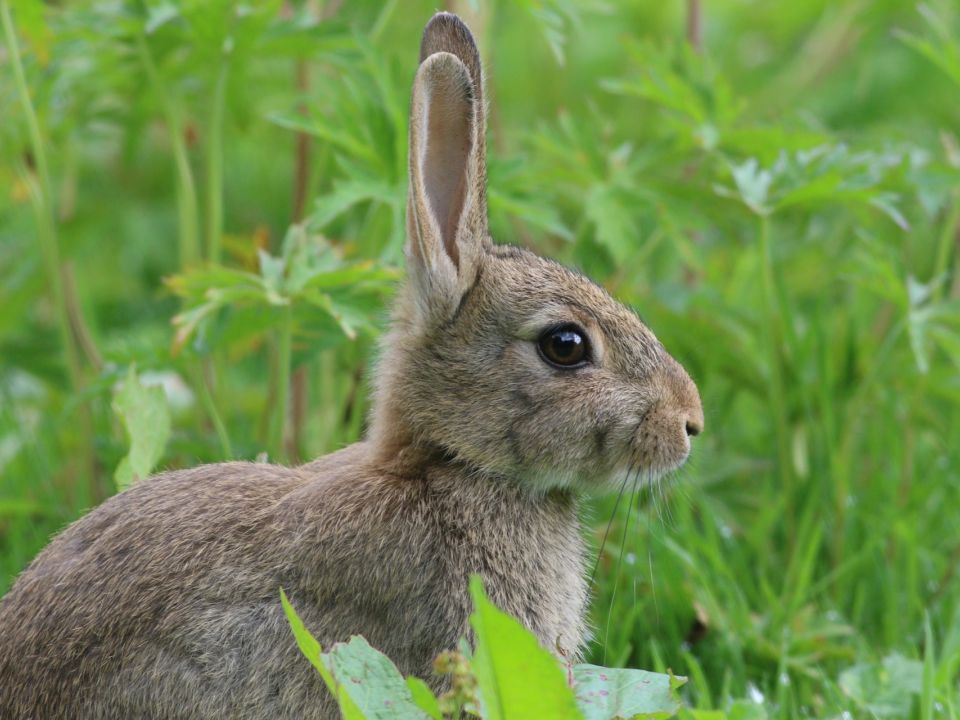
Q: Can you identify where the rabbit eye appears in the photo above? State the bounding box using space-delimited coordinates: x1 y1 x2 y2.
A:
538 324 590 368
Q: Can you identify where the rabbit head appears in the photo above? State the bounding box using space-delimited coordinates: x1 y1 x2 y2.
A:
370 13 703 492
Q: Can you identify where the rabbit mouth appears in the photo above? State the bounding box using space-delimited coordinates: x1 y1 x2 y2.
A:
604 452 686 494
517 448 686 495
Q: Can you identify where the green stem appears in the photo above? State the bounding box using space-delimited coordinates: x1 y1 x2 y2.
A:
205 58 230 265
136 35 200 269
758 215 794 533
370 0 399 42
2 0 82 393
933 189 959 302
269 307 293 463
193 364 233 460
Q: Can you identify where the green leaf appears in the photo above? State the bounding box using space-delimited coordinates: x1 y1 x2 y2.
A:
310 179 402 229
727 699 768 720
145 3 181 34
112 367 171 491
405 677 442 720
585 183 639 263
280 588 331 682
322 636 430 719
468 575 582 720
839 653 924 718
574 664 686 720
729 159 772 215
279 589 365 720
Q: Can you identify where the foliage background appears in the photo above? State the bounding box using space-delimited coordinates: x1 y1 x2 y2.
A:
1 0 959 717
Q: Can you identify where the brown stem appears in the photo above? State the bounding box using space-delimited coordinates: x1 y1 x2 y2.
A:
287 47 313 461
291 63 312 225
62 262 103 372
341 361 365 427
686 0 702 53
928 542 960 605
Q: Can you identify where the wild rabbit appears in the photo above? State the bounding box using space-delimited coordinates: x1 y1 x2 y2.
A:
0 12 703 719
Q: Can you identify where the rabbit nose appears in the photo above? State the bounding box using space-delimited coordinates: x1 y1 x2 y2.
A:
681 384 704 439
658 354 704 439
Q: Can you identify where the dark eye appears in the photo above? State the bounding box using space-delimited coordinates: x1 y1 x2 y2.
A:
538 324 590 368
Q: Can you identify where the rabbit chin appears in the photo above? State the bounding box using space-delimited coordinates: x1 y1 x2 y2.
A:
518 459 682 496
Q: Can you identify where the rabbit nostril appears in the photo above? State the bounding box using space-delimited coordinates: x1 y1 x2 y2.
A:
685 420 702 437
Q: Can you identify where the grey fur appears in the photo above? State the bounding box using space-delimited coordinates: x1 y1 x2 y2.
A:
0 12 702 719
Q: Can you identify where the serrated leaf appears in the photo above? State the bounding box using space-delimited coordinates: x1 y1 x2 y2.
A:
574 664 685 720
730 159 772 215
310 179 402 229
112 367 171 491
585 184 639 262
322 636 429 719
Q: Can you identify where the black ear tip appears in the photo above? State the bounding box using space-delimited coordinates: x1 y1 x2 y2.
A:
420 12 478 64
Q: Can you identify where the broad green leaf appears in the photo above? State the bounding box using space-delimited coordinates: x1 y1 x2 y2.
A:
839 653 924 717
405 677 442 720
322 636 429 720
112 367 171 491
574 664 686 720
468 575 582 720
145 4 181 34
727 700 768 720
279 589 364 720
9 0 52 64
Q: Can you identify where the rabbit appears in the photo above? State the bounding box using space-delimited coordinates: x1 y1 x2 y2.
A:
0 12 703 720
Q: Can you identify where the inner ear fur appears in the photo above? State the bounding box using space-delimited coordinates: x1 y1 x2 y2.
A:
414 54 475 267
406 14 489 302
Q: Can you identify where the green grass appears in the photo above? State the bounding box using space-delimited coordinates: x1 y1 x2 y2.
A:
2 1 959 717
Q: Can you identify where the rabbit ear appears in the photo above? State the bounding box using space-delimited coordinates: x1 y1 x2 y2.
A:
406 13 488 320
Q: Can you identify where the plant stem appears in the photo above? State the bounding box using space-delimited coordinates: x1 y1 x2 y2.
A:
370 0 399 43
3 0 104 499
758 215 794 537
63 262 103 371
195 366 233 460
136 35 201 269
288 55 313 462
933 189 959 302
269 307 293 463
2 1 82 393
205 57 229 265
686 0 702 52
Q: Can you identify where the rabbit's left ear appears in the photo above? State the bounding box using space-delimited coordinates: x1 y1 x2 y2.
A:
406 13 488 320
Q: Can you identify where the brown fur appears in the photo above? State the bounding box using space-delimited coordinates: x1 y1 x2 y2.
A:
0 12 702 719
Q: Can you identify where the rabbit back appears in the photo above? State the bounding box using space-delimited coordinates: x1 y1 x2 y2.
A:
0 445 587 719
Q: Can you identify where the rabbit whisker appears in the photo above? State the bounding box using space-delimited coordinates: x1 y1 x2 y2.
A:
602 464 640 666
588 462 633 592
647 500 660 628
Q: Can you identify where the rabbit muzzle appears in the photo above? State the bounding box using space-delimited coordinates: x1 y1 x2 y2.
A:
628 355 704 478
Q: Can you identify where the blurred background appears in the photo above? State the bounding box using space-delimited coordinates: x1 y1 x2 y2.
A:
1 0 959 717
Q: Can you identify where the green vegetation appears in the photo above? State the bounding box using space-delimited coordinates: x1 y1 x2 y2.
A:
1 1 958 717
281 578 685 719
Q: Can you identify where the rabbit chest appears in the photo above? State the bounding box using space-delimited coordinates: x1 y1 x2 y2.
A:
286 442 591 673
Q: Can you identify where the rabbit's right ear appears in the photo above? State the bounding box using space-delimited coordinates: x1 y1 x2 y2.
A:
406 13 488 323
